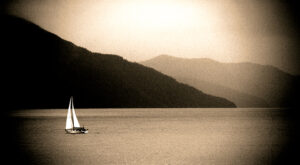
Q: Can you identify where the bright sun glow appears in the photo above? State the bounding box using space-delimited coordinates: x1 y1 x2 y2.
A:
110 1 215 30
90 0 220 61
119 2 196 28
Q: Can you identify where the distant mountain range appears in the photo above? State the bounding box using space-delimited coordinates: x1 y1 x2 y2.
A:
142 55 299 107
1 15 236 109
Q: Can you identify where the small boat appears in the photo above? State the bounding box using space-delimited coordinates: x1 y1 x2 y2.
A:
65 96 88 134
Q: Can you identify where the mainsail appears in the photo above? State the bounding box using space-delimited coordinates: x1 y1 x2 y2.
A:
66 98 73 129
65 97 80 129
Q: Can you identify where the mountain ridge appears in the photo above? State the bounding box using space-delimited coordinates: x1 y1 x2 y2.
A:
1 15 236 109
150 55 294 76
142 55 299 107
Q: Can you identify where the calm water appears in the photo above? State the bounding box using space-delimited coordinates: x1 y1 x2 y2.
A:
9 108 296 165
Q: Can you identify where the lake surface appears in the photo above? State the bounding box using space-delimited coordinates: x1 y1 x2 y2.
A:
9 108 297 165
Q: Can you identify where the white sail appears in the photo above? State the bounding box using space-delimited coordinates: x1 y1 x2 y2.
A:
66 97 73 129
71 97 80 128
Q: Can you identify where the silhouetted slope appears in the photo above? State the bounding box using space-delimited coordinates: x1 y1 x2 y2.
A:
1 15 236 109
142 55 299 107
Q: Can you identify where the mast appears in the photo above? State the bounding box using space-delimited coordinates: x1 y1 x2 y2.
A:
71 96 75 129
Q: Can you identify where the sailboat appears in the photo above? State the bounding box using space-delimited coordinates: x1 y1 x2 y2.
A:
65 96 88 134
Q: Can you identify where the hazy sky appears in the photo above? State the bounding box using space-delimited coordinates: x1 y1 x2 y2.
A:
4 0 300 74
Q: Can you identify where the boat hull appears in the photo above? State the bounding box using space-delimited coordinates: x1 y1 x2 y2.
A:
65 128 88 134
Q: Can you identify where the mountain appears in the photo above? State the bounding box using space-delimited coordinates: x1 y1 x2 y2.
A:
142 55 299 107
175 77 269 107
0 15 236 109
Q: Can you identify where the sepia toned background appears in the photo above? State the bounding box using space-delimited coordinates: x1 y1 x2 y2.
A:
1 0 299 164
